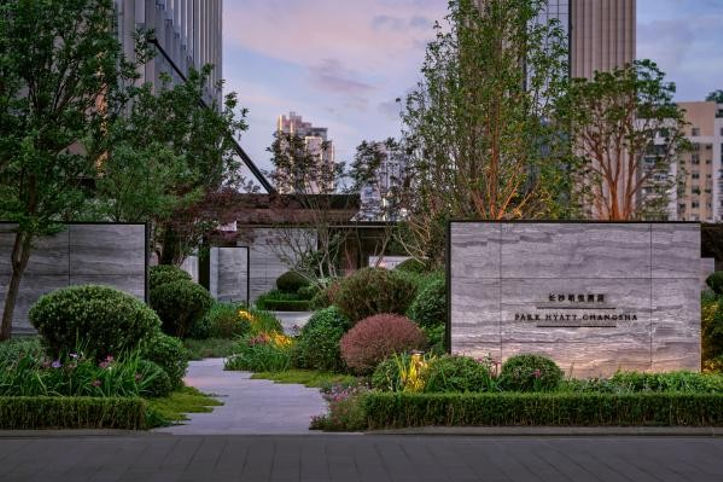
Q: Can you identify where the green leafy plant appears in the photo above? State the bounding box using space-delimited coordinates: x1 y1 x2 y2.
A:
340 314 427 375
407 277 446 329
424 356 495 393
335 268 418 323
395 258 429 274
276 271 311 294
29 285 160 360
225 332 294 372
0 351 170 398
239 308 284 335
0 337 43 367
149 265 192 291
140 333 189 389
707 272 723 295
293 307 351 372
702 292 723 365
204 302 250 339
310 382 369 432
498 354 563 392
150 280 213 338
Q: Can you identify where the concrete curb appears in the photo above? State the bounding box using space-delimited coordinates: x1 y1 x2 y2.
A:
0 429 168 438
368 426 723 437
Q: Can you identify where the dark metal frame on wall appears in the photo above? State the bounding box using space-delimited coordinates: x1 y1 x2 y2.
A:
445 220 701 354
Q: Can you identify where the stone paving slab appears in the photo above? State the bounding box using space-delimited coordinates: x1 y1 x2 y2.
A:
1 434 723 481
154 358 328 435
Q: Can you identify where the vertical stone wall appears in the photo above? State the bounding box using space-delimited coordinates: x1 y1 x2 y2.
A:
209 247 249 305
449 222 701 378
0 223 147 334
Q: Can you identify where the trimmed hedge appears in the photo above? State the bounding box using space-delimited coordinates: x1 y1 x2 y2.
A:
0 397 146 430
362 392 723 429
256 298 311 312
707 272 723 295
276 271 310 294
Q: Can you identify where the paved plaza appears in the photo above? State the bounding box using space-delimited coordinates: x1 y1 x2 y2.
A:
1 434 723 481
155 359 327 435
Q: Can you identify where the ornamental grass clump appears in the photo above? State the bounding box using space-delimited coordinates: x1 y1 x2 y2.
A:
340 314 427 375
225 331 294 372
0 350 171 398
335 268 417 323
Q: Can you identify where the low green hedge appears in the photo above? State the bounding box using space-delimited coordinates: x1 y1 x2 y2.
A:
362 392 723 429
0 396 146 430
256 299 311 311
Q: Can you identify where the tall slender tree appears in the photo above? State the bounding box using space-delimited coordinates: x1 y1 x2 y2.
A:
399 0 571 264
557 60 690 220
0 0 137 339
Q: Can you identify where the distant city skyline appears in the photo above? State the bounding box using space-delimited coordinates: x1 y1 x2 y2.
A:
223 0 723 172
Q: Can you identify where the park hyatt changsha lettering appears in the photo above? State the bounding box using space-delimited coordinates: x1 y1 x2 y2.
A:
513 293 638 327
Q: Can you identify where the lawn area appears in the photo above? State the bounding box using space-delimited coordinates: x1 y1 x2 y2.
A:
146 386 222 427
251 369 357 388
184 338 237 360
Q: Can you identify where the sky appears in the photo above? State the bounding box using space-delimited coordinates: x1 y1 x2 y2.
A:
223 0 723 173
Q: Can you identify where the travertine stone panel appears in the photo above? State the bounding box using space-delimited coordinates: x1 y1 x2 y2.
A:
0 223 147 333
210 247 249 304
69 224 145 275
450 222 701 378
500 223 650 279
652 224 700 279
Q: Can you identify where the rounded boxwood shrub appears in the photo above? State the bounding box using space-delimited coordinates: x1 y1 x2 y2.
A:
137 359 173 398
29 285 161 360
498 354 563 392
150 280 213 338
149 265 191 290
276 270 310 294
140 332 189 389
707 272 723 295
335 268 417 323
424 356 493 393
293 306 351 372
407 277 446 329
310 279 342 310
340 314 426 375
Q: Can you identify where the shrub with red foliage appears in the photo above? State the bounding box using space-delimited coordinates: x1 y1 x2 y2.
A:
340 314 427 374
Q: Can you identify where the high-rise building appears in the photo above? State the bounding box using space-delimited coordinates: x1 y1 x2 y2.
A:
357 143 408 221
114 0 223 106
570 0 636 79
275 112 335 194
675 102 723 222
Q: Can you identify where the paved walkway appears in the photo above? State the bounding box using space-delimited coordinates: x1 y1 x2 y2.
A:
155 358 328 435
2 434 723 481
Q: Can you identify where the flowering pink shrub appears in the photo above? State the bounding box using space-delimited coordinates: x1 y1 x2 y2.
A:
340 314 427 374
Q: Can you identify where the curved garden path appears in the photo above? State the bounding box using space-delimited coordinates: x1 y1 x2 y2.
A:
155 358 328 435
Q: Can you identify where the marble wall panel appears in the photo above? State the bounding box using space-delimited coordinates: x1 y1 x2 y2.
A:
450 222 701 378
499 223 650 279
0 224 147 333
652 224 701 279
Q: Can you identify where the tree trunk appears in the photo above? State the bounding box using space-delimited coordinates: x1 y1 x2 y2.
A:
1 231 33 341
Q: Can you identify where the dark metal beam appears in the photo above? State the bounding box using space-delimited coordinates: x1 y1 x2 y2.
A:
146 38 276 193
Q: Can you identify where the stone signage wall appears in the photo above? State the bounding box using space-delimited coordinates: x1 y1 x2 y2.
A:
0 223 147 334
449 222 701 378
